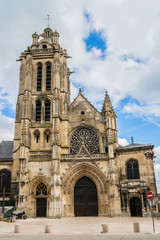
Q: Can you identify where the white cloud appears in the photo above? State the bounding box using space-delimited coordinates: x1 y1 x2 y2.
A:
118 138 129 146
70 82 79 101
0 1 160 107
0 0 160 143
122 103 160 119
0 111 14 142
90 47 103 58
155 146 160 163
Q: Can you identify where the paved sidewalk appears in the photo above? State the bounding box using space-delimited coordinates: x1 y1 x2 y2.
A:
0 235 160 240
0 217 160 235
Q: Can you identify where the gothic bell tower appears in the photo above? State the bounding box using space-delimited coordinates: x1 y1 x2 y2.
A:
11 27 71 213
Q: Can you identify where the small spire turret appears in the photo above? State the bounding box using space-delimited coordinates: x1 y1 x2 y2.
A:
53 30 59 44
32 32 39 46
102 91 116 117
104 91 112 109
102 90 118 158
44 27 53 39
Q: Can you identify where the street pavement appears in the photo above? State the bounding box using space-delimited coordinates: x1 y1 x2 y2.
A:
0 217 160 239
0 235 160 240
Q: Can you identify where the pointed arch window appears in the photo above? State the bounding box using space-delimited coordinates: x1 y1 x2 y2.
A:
37 64 42 91
36 182 47 196
0 170 11 196
34 130 40 143
127 159 140 180
44 130 51 143
36 100 41 122
45 100 50 121
46 63 51 91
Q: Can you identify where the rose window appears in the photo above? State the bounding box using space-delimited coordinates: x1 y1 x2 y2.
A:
70 128 99 155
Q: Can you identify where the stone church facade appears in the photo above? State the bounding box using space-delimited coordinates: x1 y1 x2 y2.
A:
0 27 157 218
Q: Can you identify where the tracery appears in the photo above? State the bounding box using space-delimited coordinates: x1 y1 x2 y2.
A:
36 182 47 196
70 128 99 155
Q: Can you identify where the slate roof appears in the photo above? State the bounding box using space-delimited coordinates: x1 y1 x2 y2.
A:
116 142 154 152
0 141 13 160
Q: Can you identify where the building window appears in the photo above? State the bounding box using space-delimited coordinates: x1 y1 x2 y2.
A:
0 170 11 196
36 135 39 143
46 64 51 91
34 130 40 143
45 100 50 121
105 147 108 153
37 64 42 91
36 182 47 196
42 44 47 49
127 159 140 180
36 100 41 122
44 130 51 143
46 134 49 143
70 128 100 155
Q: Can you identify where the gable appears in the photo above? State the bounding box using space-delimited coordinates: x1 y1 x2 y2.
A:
70 94 100 114
69 94 103 128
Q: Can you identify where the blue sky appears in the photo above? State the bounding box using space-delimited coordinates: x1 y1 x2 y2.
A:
0 0 160 191
79 18 160 147
84 29 107 58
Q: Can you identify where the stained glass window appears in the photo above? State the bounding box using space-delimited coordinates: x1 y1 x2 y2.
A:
70 128 99 155
36 182 47 196
127 159 140 179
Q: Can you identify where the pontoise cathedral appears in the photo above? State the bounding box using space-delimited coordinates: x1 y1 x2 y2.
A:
0 27 157 218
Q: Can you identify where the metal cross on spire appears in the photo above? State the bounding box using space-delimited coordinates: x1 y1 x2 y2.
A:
45 15 52 28
131 136 134 144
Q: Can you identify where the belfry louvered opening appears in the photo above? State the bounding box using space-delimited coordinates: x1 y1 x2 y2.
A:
46 63 51 91
37 64 42 91
36 100 41 121
45 100 50 121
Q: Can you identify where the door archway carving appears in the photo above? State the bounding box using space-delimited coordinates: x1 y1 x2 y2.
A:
62 163 108 217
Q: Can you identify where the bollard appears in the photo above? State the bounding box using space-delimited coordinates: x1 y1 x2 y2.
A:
15 223 20 233
45 223 51 233
101 224 108 233
11 216 16 223
133 222 140 233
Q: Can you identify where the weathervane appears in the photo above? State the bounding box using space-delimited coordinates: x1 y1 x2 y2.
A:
45 15 52 28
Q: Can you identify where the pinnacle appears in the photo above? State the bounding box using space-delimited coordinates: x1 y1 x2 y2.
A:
104 90 111 104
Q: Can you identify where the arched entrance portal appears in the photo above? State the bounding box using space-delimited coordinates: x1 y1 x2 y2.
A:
130 197 142 217
36 182 47 217
74 176 98 216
